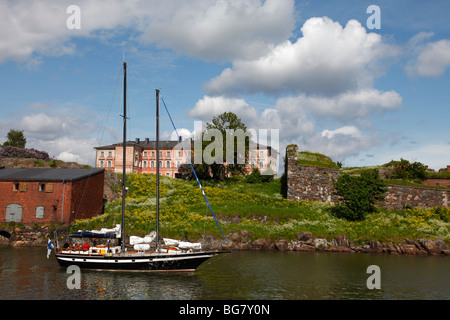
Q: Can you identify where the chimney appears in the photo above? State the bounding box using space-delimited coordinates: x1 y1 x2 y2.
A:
145 138 149 144
447 165 450 173
135 138 140 144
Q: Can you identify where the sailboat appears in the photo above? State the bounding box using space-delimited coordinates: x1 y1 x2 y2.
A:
54 62 228 271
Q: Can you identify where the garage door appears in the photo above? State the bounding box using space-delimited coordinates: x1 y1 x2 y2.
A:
6 204 22 222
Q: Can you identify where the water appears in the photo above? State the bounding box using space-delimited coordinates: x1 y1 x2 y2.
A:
0 247 448 300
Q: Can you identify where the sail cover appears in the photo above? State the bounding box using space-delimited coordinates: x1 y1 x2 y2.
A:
70 231 117 238
71 224 121 238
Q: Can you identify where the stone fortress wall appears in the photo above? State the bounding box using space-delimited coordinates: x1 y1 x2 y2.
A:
286 145 449 209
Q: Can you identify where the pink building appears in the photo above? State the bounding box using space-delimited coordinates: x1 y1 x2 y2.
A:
95 138 278 178
95 138 189 178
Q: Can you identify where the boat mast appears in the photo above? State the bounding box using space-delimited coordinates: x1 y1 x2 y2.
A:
155 89 160 252
121 61 127 253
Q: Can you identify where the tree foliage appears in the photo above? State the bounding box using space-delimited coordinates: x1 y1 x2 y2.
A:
386 158 426 182
2 129 26 148
188 112 251 181
332 169 387 221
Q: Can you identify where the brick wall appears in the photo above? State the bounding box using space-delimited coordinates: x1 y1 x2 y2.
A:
70 172 105 221
423 178 450 188
0 171 104 224
286 145 449 209
0 180 71 224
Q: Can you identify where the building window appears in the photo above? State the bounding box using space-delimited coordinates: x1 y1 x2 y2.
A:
165 172 170 177
143 160 147 168
151 161 155 168
39 183 46 192
19 183 28 192
159 151 162 158
45 184 54 193
176 160 181 168
166 161 170 168
36 206 44 219
250 161 255 169
166 151 171 157
259 161 264 169
159 160 163 168
13 183 19 191
151 151 155 157
99 160 104 168
107 160 112 168
259 151 264 157
143 151 147 157
108 151 112 157
100 151 104 157
177 151 182 157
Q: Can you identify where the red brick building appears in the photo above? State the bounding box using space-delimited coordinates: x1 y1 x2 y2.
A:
0 168 105 224
423 165 450 187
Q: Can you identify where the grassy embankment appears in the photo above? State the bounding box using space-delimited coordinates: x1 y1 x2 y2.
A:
72 171 450 245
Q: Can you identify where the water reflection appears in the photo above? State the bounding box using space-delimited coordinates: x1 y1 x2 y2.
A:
0 248 448 300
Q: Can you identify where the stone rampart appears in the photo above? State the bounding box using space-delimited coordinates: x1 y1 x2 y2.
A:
286 145 449 209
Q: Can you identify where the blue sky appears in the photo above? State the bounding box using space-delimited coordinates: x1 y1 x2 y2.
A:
0 0 449 173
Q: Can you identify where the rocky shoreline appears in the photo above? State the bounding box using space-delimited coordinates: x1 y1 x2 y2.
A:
206 231 450 256
1 226 449 256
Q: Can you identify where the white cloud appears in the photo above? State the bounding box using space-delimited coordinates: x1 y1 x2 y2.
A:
205 17 399 96
140 0 295 61
187 95 379 163
0 102 101 166
295 89 402 122
409 39 450 77
187 95 258 122
0 0 295 64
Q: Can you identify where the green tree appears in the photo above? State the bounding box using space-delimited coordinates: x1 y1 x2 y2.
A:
2 129 26 148
201 112 251 180
388 158 426 182
332 169 387 221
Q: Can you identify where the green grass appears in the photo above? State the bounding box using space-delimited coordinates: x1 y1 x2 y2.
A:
71 173 450 244
297 151 340 169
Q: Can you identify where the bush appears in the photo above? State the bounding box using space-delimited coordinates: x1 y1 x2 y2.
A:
0 146 50 160
387 158 426 182
332 169 387 221
246 168 261 183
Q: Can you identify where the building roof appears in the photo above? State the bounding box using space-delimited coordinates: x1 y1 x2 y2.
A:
0 168 104 182
94 138 278 153
94 139 190 150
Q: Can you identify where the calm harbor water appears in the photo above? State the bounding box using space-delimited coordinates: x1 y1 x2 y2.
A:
0 247 448 300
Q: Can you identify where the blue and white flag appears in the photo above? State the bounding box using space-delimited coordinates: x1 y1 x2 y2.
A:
47 239 54 259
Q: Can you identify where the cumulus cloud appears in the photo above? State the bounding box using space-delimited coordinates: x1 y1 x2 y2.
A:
0 102 101 165
186 95 380 164
140 0 295 61
204 17 400 96
294 89 402 122
0 0 137 64
408 39 450 77
187 95 258 122
0 0 295 64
